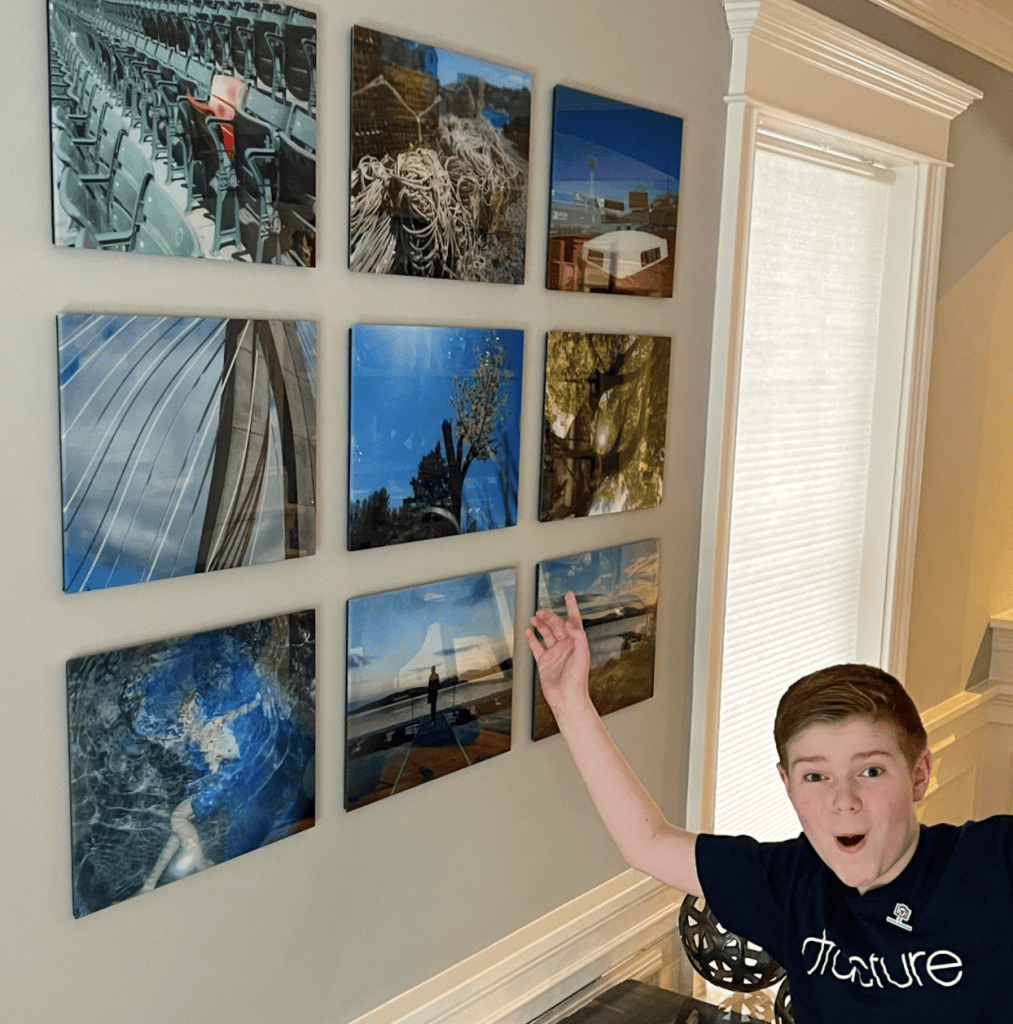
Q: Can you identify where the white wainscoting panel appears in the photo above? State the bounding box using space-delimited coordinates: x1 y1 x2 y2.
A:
919 611 1013 823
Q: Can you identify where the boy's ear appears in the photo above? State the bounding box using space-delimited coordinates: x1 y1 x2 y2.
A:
777 761 792 798
911 747 932 802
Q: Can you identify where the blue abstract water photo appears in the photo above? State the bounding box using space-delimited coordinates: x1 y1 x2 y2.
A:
67 611 315 917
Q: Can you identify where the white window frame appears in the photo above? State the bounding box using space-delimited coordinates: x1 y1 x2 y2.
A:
688 0 981 834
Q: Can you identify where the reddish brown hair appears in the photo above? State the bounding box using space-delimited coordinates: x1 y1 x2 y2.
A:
774 664 927 769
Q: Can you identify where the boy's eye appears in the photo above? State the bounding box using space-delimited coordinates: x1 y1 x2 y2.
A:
860 766 885 778
802 772 826 783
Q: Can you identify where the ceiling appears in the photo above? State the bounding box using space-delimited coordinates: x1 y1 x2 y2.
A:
866 0 1013 74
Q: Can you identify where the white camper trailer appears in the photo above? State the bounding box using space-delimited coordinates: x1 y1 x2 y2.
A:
580 229 668 280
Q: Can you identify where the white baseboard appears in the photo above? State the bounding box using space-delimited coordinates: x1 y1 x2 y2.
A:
348 871 683 1024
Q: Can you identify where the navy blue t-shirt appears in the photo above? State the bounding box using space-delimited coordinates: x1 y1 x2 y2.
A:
697 816 1013 1022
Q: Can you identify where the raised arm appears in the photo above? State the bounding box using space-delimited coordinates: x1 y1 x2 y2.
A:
525 591 702 897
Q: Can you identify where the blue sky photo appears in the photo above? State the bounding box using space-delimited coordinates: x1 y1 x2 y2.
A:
349 325 523 534
550 86 683 206
537 539 659 620
347 568 515 707
432 47 530 92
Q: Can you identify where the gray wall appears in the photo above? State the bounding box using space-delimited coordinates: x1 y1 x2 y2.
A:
0 1 729 1022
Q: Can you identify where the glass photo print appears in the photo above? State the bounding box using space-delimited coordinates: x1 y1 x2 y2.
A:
58 314 316 592
48 0 317 264
346 569 515 810
532 540 658 740
68 610 316 916
350 26 531 281
349 325 522 549
547 86 682 297
540 331 670 520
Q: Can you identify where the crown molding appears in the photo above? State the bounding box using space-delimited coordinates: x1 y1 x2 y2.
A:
726 0 982 118
866 0 1013 76
723 0 763 39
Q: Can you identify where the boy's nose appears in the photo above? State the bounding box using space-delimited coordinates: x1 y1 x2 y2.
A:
832 780 861 811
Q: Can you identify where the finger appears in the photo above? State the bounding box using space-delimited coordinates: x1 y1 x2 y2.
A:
564 590 583 629
532 606 561 627
523 627 545 658
527 620 555 651
536 607 571 645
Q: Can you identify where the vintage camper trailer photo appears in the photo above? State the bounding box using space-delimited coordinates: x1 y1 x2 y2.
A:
345 569 515 810
531 540 658 741
67 610 316 917
547 86 682 297
349 27 531 282
540 331 670 521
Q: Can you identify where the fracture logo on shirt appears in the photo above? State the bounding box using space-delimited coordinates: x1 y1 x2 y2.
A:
802 930 963 989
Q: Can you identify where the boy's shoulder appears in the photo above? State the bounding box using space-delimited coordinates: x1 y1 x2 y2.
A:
920 813 1013 858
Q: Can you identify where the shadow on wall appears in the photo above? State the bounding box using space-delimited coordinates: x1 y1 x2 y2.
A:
966 625 993 690
795 0 1013 294
939 62 1013 295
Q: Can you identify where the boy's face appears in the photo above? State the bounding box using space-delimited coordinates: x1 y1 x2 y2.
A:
777 715 931 895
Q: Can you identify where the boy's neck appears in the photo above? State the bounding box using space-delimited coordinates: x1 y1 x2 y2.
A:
854 818 922 895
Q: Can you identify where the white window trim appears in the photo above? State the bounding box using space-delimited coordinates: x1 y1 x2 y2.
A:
688 0 981 834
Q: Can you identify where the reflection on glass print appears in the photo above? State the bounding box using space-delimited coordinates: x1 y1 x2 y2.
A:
58 314 316 592
48 0 317 264
532 541 658 740
540 331 670 520
68 611 316 917
348 325 522 550
547 86 682 297
349 26 530 282
345 570 514 810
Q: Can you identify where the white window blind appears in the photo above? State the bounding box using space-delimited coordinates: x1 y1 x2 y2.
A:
713 143 892 840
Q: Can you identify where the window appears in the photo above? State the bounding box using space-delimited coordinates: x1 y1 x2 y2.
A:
715 137 896 838
690 0 980 841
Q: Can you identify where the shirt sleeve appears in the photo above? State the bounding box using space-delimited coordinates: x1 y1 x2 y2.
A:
695 832 798 966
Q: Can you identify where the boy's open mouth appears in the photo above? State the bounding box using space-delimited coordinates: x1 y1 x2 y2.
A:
837 834 865 848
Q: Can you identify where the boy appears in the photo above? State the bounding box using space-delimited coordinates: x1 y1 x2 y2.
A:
526 592 1013 1022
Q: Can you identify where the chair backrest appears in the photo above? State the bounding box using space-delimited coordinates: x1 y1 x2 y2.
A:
230 14 256 78
81 92 112 143
106 134 153 235
132 179 204 258
184 56 214 100
96 121 128 175
283 16 315 108
287 107 315 153
242 85 289 135
278 119 315 207
254 10 288 89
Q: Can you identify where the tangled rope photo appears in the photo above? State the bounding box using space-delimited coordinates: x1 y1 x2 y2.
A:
350 29 530 283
